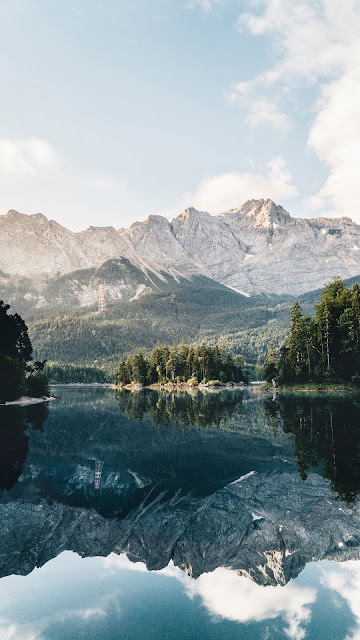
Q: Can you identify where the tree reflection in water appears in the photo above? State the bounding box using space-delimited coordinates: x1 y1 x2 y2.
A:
265 394 360 505
0 403 48 491
115 388 245 429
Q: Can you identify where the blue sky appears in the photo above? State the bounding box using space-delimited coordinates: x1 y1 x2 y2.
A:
0 0 358 230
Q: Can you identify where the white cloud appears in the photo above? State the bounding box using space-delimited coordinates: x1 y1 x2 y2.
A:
103 554 148 573
183 156 297 214
321 561 360 640
236 0 353 83
0 623 42 640
103 554 316 640
227 83 291 135
74 607 107 620
0 138 60 176
245 97 291 134
233 0 360 221
306 56 360 219
187 568 316 640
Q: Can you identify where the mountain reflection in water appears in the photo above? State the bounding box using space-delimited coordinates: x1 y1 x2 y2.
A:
1 387 360 594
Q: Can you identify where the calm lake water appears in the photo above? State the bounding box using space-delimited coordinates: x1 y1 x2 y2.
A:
1 386 360 639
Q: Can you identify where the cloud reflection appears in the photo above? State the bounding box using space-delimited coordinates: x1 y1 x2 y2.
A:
0 621 43 640
322 562 360 640
104 554 316 639
188 568 315 640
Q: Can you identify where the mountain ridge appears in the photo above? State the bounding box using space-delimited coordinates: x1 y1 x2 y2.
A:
2 198 360 295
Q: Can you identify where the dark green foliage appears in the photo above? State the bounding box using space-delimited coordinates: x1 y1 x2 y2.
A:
266 277 360 384
115 388 246 428
26 372 50 398
0 356 27 402
0 300 49 401
115 343 246 386
0 301 31 401
0 402 49 490
266 395 360 505
0 301 32 365
263 343 278 382
45 363 110 384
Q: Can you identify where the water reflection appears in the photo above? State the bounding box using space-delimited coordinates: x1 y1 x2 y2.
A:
115 388 245 428
0 403 48 491
1 387 360 594
265 394 360 504
0 551 357 640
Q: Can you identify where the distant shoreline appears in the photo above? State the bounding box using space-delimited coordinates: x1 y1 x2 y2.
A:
258 383 360 393
115 382 248 392
49 383 113 387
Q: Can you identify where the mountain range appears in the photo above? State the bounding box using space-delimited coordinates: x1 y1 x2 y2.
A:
2 198 360 375
2 198 360 302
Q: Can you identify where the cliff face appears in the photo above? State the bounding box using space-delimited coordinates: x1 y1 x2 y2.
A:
2 199 360 295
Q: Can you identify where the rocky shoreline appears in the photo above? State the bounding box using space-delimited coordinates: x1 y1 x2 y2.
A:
0 395 57 407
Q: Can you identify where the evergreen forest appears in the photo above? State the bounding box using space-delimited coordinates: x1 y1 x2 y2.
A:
263 277 360 384
115 343 247 386
0 300 49 402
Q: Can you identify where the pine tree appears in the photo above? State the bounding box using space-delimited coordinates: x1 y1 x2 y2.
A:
263 343 278 382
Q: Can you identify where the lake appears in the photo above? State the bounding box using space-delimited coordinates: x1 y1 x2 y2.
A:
1 386 360 639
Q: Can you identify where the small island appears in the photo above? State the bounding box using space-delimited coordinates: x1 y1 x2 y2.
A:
263 277 360 390
0 300 50 404
115 343 247 390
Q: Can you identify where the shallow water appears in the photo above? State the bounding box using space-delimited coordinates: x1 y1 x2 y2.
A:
1 386 360 639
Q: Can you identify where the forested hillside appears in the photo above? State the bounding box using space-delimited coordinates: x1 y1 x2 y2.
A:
28 277 290 379
25 273 360 382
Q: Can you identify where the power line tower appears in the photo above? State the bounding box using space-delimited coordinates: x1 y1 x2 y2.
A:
94 459 104 490
98 283 106 312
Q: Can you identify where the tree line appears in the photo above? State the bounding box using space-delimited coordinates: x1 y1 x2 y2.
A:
263 277 360 384
115 343 247 386
0 300 49 402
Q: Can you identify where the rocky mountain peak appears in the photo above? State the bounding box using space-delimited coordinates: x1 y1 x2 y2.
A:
6 209 22 217
182 206 201 217
252 199 291 229
174 207 212 228
145 214 171 228
222 199 291 229
124 214 170 234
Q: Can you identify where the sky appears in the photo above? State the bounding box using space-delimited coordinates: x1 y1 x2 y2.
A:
0 0 358 231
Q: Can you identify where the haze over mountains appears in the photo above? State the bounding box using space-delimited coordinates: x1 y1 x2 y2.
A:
2 198 360 300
